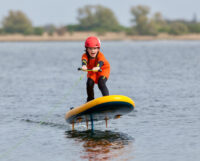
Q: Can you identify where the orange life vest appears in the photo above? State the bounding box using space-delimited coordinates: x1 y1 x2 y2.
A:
82 51 110 83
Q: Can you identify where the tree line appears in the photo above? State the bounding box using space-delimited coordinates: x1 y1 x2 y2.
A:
0 5 200 36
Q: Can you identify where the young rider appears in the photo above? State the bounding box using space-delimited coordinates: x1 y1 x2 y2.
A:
81 36 110 102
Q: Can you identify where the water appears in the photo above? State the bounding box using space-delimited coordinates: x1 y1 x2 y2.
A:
0 41 200 161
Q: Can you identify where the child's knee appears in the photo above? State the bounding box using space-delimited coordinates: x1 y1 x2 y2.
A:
87 78 94 87
98 76 107 89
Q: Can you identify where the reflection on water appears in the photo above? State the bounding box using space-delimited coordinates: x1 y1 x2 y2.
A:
65 130 134 161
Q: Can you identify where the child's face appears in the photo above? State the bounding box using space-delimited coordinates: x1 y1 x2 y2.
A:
87 47 99 58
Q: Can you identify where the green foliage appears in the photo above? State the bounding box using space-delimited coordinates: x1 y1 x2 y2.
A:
1 7 200 36
77 5 121 32
187 23 200 33
2 10 33 35
158 25 171 33
0 28 4 34
131 5 158 35
66 24 80 32
151 12 169 33
125 27 137 35
169 22 189 35
43 24 56 36
146 20 159 36
131 5 150 22
33 27 44 35
130 5 194 36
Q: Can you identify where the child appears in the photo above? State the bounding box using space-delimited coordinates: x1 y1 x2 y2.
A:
81 36 110 102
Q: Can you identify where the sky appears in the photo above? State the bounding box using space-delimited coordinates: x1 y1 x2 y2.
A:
0 0 199 27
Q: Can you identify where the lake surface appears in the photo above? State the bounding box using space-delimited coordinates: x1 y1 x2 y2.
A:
0 40 200 161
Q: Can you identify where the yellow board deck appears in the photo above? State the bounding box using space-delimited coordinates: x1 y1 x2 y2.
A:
65 95 135 124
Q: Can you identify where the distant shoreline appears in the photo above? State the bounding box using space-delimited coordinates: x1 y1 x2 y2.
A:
1 32 200 42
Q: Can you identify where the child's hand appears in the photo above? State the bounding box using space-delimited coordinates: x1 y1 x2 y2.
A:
82 65 87 71
92 67 100 71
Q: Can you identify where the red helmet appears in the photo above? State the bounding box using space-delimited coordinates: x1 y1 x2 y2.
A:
85 36 101 48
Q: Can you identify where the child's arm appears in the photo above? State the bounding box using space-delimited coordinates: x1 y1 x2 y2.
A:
82 65 87 71
92 53 105 70
92 61 103 71
97 61 104 68
82 54 88 71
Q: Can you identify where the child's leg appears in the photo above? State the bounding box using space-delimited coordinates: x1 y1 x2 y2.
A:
98 76 109 96
86 78 95 102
